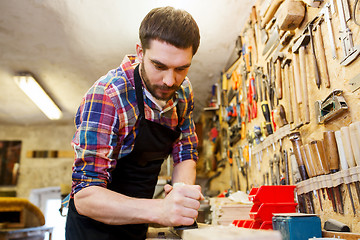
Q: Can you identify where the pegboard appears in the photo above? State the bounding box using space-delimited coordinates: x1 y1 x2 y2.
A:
199 0 360 233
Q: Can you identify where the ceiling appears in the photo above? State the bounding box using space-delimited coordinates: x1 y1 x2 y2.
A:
0 0 253 126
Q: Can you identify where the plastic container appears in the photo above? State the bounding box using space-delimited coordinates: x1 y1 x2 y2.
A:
249 202 298 221
248 185 296 203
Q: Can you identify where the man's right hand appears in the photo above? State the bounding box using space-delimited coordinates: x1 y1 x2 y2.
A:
157 184 203 227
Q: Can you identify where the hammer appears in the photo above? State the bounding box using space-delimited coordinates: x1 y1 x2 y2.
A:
272 52 285 100
313 18 331 88
292 34 311 124
281 58 293 124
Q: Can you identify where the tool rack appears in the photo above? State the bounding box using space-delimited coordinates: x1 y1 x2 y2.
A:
198 0 360 234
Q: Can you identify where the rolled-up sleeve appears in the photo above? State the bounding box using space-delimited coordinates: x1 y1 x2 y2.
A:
71 80 120 196
171 81 198 164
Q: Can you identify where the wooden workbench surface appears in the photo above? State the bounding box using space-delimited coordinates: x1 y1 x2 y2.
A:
147 224 282 240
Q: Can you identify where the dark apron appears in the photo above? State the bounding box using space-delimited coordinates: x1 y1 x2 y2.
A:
66 65 181 240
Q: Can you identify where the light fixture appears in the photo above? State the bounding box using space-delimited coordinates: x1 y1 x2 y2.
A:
14 73 62 120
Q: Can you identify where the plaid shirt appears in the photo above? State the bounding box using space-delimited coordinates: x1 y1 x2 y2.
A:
70 55 198 196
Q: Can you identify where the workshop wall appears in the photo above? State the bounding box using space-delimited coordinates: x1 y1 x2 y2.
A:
198 0 360 233
0 124 74 198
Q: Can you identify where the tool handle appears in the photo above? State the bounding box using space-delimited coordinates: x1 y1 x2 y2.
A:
354 122 360 149
301 145 314 178
349 123 360 165
261 101 273 134
245 53 251 72
310 140 329 175
309 27 321 89
292 52 302 104
304 144 319 176
323 130 340 172
340 126 356 167
312 49 321 89
276 59 282 99
284 64 294 123
335 130 349 170
290 133 308 180
261 0 285 28
279 104 288 126
299 46 310 124
290 62 301 126
314 24 330 88
222 73 228 91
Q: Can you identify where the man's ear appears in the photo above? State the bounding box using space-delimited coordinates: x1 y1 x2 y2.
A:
136 43 144 62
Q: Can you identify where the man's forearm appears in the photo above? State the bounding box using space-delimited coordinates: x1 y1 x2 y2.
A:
172 159 197 185
74 186 163 225
74 183 202 227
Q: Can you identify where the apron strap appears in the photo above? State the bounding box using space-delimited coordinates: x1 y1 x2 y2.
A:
134 65 145 118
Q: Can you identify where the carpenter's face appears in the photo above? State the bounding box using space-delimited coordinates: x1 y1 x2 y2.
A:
137 39 193 101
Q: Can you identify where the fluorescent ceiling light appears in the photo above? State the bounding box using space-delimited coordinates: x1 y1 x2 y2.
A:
14 73 62 120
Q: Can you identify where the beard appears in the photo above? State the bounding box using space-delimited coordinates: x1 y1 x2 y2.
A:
140 62 180 101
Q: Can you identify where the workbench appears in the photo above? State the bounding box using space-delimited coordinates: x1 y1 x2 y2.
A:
147 224 282 240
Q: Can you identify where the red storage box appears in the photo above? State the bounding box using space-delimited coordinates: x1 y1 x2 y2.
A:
248 185 296 203
249 202 298 221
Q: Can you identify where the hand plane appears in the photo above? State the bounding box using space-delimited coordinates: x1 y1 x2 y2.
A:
315 89 348 124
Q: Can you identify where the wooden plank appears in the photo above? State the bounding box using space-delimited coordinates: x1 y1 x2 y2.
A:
181 225 282 240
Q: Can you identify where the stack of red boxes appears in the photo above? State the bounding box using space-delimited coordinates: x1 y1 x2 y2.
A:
232 186 297 230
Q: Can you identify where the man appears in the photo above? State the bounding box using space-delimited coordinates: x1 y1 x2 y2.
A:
65 6 203 240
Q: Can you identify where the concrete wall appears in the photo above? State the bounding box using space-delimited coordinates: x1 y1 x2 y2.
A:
0 123 75 198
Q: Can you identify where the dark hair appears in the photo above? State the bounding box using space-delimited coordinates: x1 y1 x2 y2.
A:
139 6 200 55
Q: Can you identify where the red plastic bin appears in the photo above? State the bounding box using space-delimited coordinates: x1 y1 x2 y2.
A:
248 185 296 203
249 202 298 221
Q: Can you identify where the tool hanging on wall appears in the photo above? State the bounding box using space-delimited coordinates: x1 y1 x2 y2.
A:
261 0 285 29
263 25 281 56
313 18 331 88
276 0 305 31
315 89 348 124
272 52 285 100
261 70 274 135
289 55 303 129
289 132 315 214
340 125 360 204
301 143 324 211
319 2 337 59
266 30 295 61
283 149 290 185
336 0 360 65
292 34 311 124
324 130 354 214
281 58 293 124
335 130 360 210
290 149 308 213
306 18 322 89
309 139 340 213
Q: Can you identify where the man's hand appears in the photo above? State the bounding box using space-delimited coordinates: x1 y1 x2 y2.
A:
158 184 204 227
